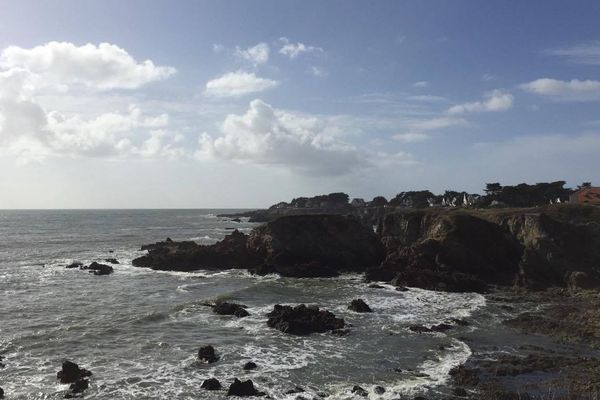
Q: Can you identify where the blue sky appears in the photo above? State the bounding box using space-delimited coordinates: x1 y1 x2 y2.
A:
1 0 599 208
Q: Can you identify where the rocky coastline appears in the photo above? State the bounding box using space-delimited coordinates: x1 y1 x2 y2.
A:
130 203 600 398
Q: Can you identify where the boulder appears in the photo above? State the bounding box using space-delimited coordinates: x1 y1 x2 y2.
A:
374 386 386 394
133 230 261 272
212 302 250 318
243 361 258 370
247 215 385 278
57 360 92 384
348 299 372 313
351 385 368 397
81 262 113 275
198 345 218 363
201 378 222 390
266 304 345 335
227 378 264 397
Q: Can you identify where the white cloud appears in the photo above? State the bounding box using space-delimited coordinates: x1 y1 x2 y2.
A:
310 66 326 77
447 89 513 114
212 44 225 53
204 71 278 98
520 78 600 101
278 37 323 59
0 41 176 90
197 99 367 175
544 41 600 65
412 116 468 130
234 42 270 65
413 81 429 88
392 132 430 143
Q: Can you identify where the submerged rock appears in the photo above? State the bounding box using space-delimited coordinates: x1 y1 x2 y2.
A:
0 387 4 399
57 360 92 384
266 304 345 335
201 378 222 390
81 262 113 275
104 258 119 264
227 378 264 397
212 302 250 318
66 261 83 269
198 345 219 363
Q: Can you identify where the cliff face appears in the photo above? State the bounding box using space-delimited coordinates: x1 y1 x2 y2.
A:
368 205 600 291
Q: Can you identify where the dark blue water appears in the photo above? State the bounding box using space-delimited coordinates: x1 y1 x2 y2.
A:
0 210 491 399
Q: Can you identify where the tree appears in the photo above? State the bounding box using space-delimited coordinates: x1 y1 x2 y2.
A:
369 196 388 207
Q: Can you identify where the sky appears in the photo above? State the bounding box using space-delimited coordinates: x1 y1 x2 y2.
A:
1 0 600 208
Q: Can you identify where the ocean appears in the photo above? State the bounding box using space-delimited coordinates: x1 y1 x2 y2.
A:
1 209 515 399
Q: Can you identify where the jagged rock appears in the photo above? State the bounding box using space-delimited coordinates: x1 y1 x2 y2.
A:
198 345 218 363
64 378 89 397
351 385 368 397
66 261 83 269
430 323 454 332
348 299 372 313
81 262 113 275
201 378 222 390
247 215 385 278
0 387 4 399
243 361 257 370
212 302 250 318
374 386 386 394
104 258 119 264
266 304 345 335
57 360 92 384
133 230 261 272
227 378 264 397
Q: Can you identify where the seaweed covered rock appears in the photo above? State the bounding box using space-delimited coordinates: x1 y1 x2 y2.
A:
266 304 345 335
248 215 385 278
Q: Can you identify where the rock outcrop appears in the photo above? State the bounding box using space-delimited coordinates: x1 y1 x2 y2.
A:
212 302 250 318
57 360 92 384
266 304 345 335
133 230 260 272
227 379 264 397
82 262 114 275
134 215 384 278
247 215 385 277
201 378 222 390
367 210 522 292
198 345 219 363
348 299 372 313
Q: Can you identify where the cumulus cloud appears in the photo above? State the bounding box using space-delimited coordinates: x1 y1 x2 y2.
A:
197 99 367 175
0 41 176 90
447 90 513 114
279 37 323 59
520 78 600 101
204 71 278 98
234 42 270 65
544 41 600 65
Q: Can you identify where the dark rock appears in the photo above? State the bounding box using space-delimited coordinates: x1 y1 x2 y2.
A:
198 345 218 363
368 284 385 289
566 271 600 291
266 304 345 335
449 318 469 326
409 325 431 334
331 328 351 336
0 387 3 399
395 286 409 292
243 361 257 370
104 258 119 264
348 299 372 313
57 360 92 384
213 302 250 318
227 378 264 397
430 323 453 332
232 218 242 223
453 387 467 397
247 215 386 278
81 262 113 275
285 387 305 394
66 261 83 269
134 230 261 272
449 365 480 386
201 378 222 390
351 385 368 397
374 385 386 394
68 378 89 394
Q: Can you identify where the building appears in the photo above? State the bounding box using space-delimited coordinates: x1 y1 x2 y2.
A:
570 186 600 205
